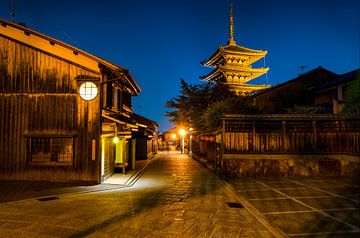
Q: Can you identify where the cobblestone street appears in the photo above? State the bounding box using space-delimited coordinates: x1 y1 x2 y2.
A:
0 154 278 238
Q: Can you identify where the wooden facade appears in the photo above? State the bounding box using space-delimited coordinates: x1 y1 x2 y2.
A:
313 69 359 114
132 113 158 160
0 19 142 183
252 67 338 113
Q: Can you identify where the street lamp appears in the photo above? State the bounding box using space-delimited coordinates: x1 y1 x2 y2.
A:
178 128 187 154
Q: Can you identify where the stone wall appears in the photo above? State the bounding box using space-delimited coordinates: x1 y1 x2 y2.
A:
223 156 359 178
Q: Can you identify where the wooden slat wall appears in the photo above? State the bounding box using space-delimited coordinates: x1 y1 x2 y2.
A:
102 138 114 179
223 118 360 155
0 36 101 182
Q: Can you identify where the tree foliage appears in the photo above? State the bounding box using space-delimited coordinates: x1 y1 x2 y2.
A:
165 79 260 131
204 97 260 130
287 105 327 114
343 74 360 113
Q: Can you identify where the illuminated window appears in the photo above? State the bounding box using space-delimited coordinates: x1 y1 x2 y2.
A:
28 137 74 166
79 82 98 101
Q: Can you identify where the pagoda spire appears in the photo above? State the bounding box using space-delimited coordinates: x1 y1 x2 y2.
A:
228 0 236 46
201 0 270 95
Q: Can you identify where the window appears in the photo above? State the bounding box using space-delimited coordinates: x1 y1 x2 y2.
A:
28 137 74 166
124 93 131 107
106 83 113 108
79 82 98 101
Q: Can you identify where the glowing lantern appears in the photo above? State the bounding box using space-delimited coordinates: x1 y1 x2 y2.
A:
79 82 98 101
113 137 119 143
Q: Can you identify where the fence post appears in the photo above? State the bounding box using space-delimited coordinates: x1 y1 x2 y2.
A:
312 120 317 152
221 119 225 177
282 120 286 152
252 120 256 152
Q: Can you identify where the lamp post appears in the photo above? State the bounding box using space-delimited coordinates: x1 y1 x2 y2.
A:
178 128 186 154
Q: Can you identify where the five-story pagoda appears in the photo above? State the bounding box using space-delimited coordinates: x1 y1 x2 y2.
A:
201 0 270 95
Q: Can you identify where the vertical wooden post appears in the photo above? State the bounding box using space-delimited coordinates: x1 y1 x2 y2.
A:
252 120 256 152
131 138 136 170
221 119 225 171
98 71 104 183
282 120 286 153
312 120 317 152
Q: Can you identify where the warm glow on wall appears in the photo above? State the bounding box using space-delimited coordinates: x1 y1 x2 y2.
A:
79 82 98 101
171 134 177 139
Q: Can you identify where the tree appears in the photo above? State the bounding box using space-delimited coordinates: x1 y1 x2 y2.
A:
165 79 219 130
165 79 260 131
204 97 260 130
286 105 327 114
343 74 360 113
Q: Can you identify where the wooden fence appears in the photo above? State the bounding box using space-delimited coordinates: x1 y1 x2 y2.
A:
191 114 359 167
222 114 359 155
191 136 220 168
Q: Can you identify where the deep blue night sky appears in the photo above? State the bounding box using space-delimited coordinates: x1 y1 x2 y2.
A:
1 0 359 131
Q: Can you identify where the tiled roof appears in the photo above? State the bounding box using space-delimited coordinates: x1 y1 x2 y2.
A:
222 44 265 54
132 113 159 132
313 69 359 91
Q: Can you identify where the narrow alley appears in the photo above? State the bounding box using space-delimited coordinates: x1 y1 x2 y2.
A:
0 153 279 238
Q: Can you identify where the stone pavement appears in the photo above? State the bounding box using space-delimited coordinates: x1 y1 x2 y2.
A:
228 177 360 237
0 153 282 238
0 158 152 204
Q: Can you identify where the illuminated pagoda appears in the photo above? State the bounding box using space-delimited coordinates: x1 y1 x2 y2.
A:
201 0 270 95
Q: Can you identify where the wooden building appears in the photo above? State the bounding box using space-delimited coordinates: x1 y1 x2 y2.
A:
313 69 359 114
0 19 146 183
131 113 159 160
252 66 338 113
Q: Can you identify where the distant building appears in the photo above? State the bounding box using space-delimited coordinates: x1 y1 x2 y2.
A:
252 66 338 113
0 18 156 183
252 66 359 114
201 0 269 95
163 128 179 146
313 69 359 114
131 113 159 160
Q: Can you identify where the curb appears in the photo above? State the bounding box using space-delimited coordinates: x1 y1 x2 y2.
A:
189 154 288 238
221 180 288 238
0 158 156 206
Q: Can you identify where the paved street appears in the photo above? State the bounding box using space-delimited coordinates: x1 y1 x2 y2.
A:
0 153 278 238
228 177 360 237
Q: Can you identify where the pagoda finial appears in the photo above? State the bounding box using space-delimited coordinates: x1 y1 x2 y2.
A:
228 0 236 45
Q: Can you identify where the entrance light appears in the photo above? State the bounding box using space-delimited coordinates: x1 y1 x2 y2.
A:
113 137 119 143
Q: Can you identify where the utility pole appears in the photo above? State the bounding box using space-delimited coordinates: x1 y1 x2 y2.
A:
299 65 307 75
11 0 16 23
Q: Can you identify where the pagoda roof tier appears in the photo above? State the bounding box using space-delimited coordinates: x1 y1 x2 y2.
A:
202 44 267 67
224 83 270 92
223 82 270 95
201 66 269 83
